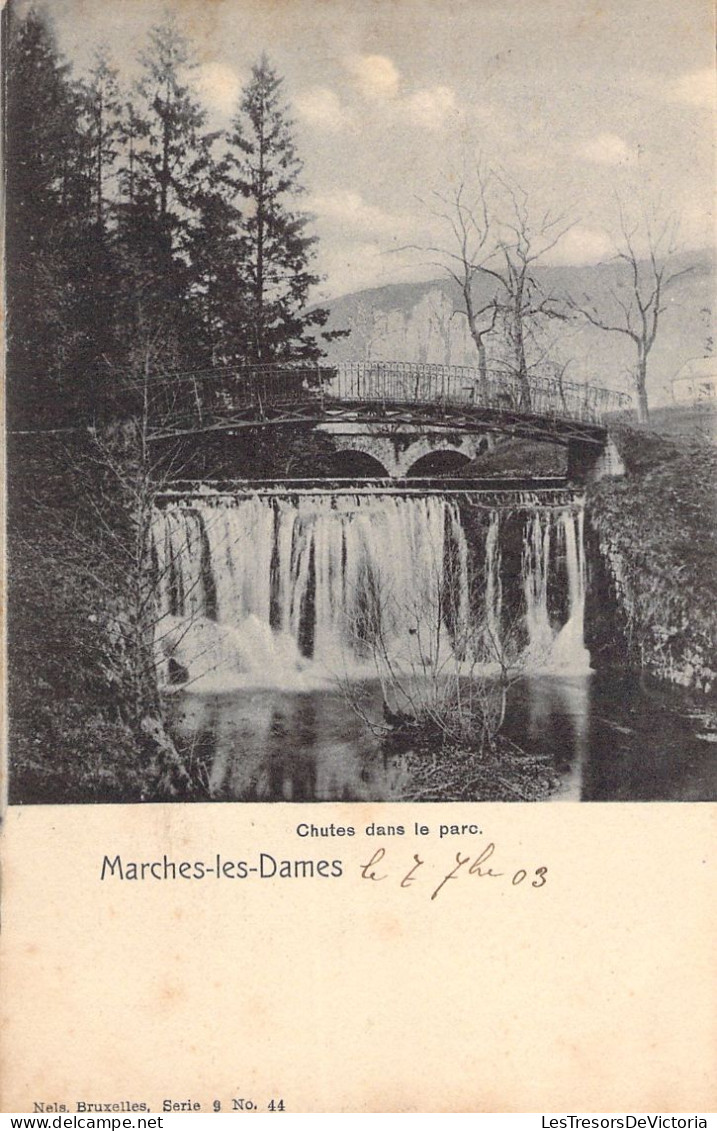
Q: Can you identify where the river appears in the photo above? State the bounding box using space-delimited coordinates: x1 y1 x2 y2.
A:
165 672 716 802
154 490 715 803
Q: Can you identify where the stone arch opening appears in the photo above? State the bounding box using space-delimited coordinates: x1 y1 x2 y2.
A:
406 449 472 478
328 449 390 478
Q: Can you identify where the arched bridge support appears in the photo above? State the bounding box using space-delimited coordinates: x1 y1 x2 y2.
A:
316 423 490 478
567 433 625 484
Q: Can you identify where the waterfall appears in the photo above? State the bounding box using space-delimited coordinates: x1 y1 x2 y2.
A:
551 506 591 671
151 493 591 690
521 506 589 672
484 511 503 662
523 511 555 662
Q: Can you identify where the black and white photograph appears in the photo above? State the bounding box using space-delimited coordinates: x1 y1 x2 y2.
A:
2 0 716 1118
5 0 716 808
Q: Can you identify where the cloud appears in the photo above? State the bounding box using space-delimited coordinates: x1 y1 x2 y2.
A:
307 190 409 237
667 68 714 108
404 85 458 130
195 62 242 117
345 54 400 100
341 54 462 134
294 86 351 131
342 55 459 134
578 132 636 166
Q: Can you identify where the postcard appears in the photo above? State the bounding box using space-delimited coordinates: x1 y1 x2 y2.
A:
2 0 715 1114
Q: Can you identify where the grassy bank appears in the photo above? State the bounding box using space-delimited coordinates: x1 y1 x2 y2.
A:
587 425 717 693
388 730 560 802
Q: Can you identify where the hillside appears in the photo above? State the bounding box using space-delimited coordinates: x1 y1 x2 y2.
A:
320 251 714 408
588 426 717 692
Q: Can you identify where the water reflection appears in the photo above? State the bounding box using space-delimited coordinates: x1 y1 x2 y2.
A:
169 687 410 802
509 675 592 800
166 672 717 803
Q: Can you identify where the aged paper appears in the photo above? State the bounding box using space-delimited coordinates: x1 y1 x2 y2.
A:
1 804 714 1113
2 0 716 1115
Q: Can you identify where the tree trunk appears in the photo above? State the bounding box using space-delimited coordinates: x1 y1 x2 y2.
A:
515 319 531 410
635 358 649 424
465 289 491 405
512 280 531 411
255 201 264 361
160 81 170 221
96 94 104 230
128 128 135 203
254 127 266 363
477 337 489 404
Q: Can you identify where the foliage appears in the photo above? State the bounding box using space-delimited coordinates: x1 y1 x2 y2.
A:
227 55 339 363
465 437 567 477
588 426 717 691
4 7 337 427
4 3 85 424
4 7 349 801
340 576 557 800
391 733 559 802
338 524 528 770
218 427 339 479
7 428 205 804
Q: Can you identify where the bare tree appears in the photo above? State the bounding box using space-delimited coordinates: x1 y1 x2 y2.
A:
405 168 574 407
480 175 574 408
404 171 498 395
567 202 692 423
336 519 526 755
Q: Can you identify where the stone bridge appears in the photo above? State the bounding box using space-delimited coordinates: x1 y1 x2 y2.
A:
316 422 492 478
145 359 631 483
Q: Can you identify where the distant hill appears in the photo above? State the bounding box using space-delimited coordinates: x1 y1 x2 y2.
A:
320 250 715 408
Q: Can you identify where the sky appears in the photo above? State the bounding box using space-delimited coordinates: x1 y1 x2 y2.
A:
33 0 716 300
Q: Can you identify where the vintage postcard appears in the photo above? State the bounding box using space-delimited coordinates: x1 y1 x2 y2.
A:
1 0 715 1114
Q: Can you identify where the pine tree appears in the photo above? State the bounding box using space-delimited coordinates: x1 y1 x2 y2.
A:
109 18 218 384
227 55 332 364
131 17 214 256
82 47 123 232
185 180 250 367
4 2 89 425
43 49 129 419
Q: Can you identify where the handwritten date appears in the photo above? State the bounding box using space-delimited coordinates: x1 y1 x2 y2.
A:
360 843 548 901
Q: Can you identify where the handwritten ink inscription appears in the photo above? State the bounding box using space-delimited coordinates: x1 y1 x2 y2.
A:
360 844 548 901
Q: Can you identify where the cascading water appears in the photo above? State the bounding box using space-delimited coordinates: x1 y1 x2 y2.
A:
150 492 591 691
520 507 590 671
483 510 503 662
523 511 554 662
551 506 590 671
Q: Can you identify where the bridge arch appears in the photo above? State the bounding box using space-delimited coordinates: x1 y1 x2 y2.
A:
328 448 390 478
400 435 489 478
318 427 490 479
406 449 472 477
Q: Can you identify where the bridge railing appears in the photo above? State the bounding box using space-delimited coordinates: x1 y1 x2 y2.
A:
116 364 316 427
138 360 630 431
324 361 629 424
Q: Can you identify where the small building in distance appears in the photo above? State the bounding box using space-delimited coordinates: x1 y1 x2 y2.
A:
672 357 716 403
